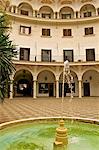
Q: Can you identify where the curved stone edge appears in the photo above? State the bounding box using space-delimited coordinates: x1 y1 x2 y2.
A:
0 116 99 130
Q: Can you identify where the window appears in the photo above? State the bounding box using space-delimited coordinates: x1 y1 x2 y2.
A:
21 10 28 16
41 49 51 62
85 27 93 35
20 48 30 61
42 13 51 19
62 14 71 19
20 26 31 35
84 12 92 17
86 49 95 61
39 83 48 93
63 29 72 36
42 28 51 36
63 50 74 62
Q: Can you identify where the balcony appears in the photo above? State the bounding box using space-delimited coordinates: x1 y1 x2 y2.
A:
7 11 99 25
13 54 99 67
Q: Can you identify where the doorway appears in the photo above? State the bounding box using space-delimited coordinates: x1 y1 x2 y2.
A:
49 83 54 97
83 82 90 96
14 70 33 97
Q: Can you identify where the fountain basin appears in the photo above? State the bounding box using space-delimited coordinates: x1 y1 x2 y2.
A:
0 117 99 150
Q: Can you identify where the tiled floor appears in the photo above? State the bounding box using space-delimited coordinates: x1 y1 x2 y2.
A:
0 97 99 123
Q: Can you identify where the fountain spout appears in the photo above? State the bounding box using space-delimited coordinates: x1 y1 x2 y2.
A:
53 119 68 150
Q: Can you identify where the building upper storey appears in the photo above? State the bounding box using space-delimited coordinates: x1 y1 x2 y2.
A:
4 0 99 21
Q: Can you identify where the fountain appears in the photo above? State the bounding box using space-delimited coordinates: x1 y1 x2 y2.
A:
53 60 73 150
0 61 99 150
0 118 99 150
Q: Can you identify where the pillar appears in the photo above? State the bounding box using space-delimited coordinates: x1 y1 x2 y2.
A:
9 80 13 99
33 80 37 98
57 12 60 19
96 8 98 16
78 11 81 18
56 80 59 98
9 74 14 99
54 12 56 19
15 7 18 14
33 10 36 17
78 80 82 98
11 6 14 13
74 11 76 18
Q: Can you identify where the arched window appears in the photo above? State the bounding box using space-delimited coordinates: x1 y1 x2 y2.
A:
39 6 54 19
80 4 96 18
59 7 74 19
18 3 33 17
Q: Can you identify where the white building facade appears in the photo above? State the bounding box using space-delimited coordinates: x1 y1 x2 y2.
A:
6 0 99 99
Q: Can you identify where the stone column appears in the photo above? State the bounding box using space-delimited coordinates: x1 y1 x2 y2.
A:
9 80 13 99
74 11 77 18
78 11 81 18
78 80 82 98
56 80 59 98
96 8 98 16
15 7 18 14
33 80 37 98
9 74 14 99
11 6 14 13
53 12 56 19
57 12 60 19
33 10 35 17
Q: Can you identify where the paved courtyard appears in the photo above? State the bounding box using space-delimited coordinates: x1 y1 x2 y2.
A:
0 97 99 124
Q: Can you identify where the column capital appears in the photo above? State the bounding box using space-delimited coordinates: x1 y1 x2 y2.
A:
10 73 14 80
78 75 82 81
33 75 37 81
56 75 60 81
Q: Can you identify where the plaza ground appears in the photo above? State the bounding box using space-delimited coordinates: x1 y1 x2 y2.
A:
0 97 99 124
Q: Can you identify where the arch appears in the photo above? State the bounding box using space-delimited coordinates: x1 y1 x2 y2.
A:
37 70 55 82
15 66 33 77
82 69 98 80
18 2 33 16
39 5 54 18
37 67 56 78
59 0 73 5
59 68 78 79
82 70 99 97
14 69 33 97
80 4 96 18
82 67 98 77
59 6 74 19
37 70 56 97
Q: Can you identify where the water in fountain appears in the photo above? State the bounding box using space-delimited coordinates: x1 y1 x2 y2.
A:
0 119 99 150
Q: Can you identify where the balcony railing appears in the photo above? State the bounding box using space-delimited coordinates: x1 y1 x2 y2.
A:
14 54 99 63
7 10 99 22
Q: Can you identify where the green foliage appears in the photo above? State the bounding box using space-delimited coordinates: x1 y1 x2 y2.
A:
0 13 17 102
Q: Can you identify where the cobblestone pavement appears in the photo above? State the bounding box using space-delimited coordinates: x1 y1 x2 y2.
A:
0 97 99 124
